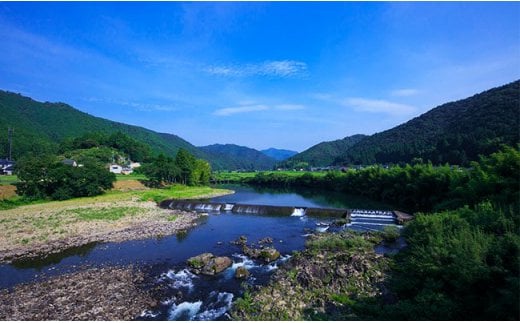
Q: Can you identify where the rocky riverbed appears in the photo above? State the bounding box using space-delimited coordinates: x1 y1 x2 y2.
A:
0 265 156 320
231 231 391 320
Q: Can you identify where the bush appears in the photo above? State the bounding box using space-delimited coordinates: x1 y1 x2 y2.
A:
381 226 400 242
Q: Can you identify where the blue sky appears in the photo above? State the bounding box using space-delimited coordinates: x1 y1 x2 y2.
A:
0 2 519 152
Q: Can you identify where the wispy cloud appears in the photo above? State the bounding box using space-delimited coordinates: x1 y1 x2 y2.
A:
343 98 416 116
391 88 419 97
205 60 307 77
213 104 269 116
213 102 306 116
83 97 177 112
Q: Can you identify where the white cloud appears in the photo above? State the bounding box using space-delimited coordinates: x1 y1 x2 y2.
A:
391 88 419 97
343 98 416 116
205 60 307 77
213 104 269 116
213 102 305 116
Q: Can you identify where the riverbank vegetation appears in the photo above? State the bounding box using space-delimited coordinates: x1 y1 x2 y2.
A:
232 146 520 320
229 145 519 213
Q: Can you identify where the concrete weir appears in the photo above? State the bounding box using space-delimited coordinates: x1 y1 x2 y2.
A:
159 199 414 225
160 199 350 218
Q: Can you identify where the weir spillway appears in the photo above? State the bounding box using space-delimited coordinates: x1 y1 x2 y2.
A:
159 199 412 227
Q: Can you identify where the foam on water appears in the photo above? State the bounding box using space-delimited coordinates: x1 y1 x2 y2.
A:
291 207 306 216
168 300 203 320
316 226 329 232
140 309 160 318
194 292 234 320
161 268 198 292
231 254 257 270
265 254 292 272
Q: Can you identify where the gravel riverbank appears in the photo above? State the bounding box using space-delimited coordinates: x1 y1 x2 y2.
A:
0 265 156 320
0 199 204 263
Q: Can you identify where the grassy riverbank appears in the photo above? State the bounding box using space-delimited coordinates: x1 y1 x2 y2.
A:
0 183 233 262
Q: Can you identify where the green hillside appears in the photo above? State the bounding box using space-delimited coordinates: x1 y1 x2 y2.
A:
199 144 277 171
282 134 367 167
0 90 202 161
336 80 520 165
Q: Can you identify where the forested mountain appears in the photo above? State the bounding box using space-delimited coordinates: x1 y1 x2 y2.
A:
0 90 201 161
261 148 298 161
281 134 367 167
332 80 520 165
199 144 277 171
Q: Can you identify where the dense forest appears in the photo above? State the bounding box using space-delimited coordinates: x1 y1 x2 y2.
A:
0 91 202 160
198 144 277 171
281 134 366 168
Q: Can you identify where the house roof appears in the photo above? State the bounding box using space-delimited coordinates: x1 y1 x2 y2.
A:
62 159 77 165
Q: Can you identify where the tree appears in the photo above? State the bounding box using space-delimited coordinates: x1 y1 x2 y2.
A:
16 156 115 200
175 148 196 185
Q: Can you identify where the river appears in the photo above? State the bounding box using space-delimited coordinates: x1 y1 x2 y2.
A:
0 184 397 320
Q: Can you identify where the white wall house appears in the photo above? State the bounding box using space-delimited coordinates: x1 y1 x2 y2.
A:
109 164 123 174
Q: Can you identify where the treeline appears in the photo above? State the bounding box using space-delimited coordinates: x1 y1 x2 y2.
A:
246 145 519 213
138 148 211 187
13 134 212 201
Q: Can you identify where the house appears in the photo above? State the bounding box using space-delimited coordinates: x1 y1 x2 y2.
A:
62 159 78 167
129 162 141 169
0 159 15 175
109 164 123 174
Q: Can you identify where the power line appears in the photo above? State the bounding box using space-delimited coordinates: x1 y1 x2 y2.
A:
8 127 13 161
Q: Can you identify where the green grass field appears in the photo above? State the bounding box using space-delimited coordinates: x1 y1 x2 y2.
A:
115 173 148 181
0 175 18 186
213 170 328 182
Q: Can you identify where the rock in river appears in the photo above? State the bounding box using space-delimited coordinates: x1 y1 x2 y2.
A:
187 252 214 270
187 253 232 275
235 266 250 279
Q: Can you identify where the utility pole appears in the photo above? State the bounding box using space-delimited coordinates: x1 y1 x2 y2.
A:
8 127 13 161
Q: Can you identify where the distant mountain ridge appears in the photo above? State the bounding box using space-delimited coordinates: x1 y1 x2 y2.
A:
199 144 276 171
282 134 367 167
335 80 520 165
261 148 298 161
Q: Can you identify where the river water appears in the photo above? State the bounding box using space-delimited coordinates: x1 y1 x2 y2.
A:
0 185 395 320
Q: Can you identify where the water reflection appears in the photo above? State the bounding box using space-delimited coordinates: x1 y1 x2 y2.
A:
11 242 98 270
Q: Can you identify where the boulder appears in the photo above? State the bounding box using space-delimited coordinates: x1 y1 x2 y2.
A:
201 256 233 275
231 235 248 246
259 247 280 263
235 266 250 279
258 237 273 244
243 245 280 263
187 253 214 270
